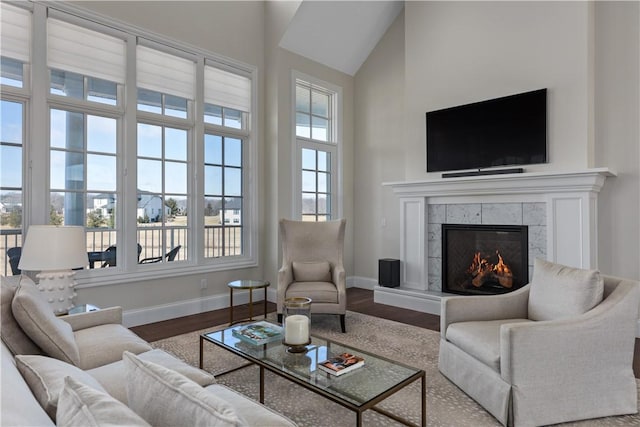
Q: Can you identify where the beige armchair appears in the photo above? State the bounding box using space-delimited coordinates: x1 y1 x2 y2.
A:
438 259 640 426
277 219 347 332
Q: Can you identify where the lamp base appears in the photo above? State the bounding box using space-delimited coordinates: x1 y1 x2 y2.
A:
35 270 78 315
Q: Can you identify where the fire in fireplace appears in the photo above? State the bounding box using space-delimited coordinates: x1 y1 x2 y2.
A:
442 224 528 295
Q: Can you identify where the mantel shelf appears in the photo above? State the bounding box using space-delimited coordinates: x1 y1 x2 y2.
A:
383 168 615 198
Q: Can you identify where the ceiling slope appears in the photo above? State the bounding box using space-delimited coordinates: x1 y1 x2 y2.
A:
279 1 404 76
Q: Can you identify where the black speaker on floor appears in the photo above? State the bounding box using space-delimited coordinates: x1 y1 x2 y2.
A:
378 258 400 288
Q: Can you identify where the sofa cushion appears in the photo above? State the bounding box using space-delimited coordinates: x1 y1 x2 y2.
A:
1 276 43 355
292 261 331 282
446 319 532 371
123 351 246 427
205 384 298 427
286 281 337 303
15 354 107 421
528 258 604 321
88 349 216 403
74 324 152 370
1 342 54 426
57 376 150 427
11 278 80 365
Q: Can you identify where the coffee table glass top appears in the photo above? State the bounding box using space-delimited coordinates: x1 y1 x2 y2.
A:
202 323 422 407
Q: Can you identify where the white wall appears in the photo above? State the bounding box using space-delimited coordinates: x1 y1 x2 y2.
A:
353 13 406 278
594 1 640 279
353 1 640 280
263 1 355 289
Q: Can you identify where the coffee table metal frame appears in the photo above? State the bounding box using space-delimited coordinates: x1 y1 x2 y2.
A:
200 324 426 427
227 279 270 326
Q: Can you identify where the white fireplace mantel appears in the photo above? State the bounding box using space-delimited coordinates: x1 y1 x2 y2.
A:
376 168 615 315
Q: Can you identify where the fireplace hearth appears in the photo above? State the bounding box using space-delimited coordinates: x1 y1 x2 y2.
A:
442 224 528 295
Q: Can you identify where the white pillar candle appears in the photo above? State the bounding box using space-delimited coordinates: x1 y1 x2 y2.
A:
284 314 310 345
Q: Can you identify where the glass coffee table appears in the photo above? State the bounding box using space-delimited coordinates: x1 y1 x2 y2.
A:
200 323 426 427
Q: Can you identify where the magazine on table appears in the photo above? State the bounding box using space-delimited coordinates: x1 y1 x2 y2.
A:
232 321 283 345
318 352 365 376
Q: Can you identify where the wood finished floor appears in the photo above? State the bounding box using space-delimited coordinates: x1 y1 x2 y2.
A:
130 287 640 379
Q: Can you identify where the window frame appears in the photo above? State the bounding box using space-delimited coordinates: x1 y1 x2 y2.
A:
291 71 342 221
7 1 259 286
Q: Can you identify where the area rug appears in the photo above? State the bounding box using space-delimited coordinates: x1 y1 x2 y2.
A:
151 311 640 426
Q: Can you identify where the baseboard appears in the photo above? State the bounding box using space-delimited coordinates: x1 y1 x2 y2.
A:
374 286 446 315
347 276 378 290
122 289 256 328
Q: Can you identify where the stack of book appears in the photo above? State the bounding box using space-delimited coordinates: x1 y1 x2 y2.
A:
232 321 283 345
318 352 365 376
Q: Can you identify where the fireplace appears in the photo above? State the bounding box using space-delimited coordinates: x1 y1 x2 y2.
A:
442 224 528 295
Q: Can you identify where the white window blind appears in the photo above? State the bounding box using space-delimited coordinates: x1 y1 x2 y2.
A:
47 18 125 84
205 63 251 112
137 45 195 100
1 3 31 62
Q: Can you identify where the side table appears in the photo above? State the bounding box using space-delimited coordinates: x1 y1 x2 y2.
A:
228 279 270 325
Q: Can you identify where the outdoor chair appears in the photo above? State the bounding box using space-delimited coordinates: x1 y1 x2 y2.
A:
7 247 21 275
139 245 181 264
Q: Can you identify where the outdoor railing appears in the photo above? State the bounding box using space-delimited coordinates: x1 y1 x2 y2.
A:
1 225 242 276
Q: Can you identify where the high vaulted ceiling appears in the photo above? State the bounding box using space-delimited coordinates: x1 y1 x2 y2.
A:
279 1 404 76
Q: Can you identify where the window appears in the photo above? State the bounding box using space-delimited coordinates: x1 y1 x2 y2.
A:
203 63 251 259
1 3 30 275
136 44 194 264
0 100 25 275
1 2 256 284
294 75 341 221
47 18 124 267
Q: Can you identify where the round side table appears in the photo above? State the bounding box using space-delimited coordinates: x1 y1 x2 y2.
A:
228 279 270 325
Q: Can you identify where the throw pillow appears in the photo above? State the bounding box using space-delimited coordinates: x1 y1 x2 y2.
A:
292 261 331 282
15 354 107 421
57 376 150 427
0 276 43 355
122 351 247 427
11 278 80 365
528 258 604 321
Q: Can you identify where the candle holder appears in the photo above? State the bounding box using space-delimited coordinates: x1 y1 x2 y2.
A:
282 297 312 353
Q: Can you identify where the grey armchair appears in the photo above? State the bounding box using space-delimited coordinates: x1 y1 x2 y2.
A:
277 219 347 332
438 259 640 426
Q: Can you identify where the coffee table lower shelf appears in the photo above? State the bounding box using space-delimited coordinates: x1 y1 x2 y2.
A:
200 328 426 427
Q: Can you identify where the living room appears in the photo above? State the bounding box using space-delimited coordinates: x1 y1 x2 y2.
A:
1 1 639 425
1 0 637 325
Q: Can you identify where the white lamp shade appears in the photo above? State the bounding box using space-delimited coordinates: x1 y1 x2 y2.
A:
18 226 88 271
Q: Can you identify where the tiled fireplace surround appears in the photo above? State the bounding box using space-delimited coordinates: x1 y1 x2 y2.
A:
375 168 613 315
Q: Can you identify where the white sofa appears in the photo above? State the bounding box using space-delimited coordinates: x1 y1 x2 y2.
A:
1 276 297 426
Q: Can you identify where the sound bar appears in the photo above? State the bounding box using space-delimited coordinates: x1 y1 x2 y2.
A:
442 168 524 178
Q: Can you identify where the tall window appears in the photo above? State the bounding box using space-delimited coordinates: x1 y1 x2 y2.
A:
47 18 124 267
203 63 251 258
136 45 194 264
1 3 30 275
294 75 340 221
1 2 256 282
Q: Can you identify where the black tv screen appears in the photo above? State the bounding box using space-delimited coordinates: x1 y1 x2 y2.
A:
426 89 547 173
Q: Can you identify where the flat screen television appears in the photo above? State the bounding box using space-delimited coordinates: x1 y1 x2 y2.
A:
426 88 547 174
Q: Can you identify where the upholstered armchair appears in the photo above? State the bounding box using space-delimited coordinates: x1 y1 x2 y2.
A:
277 219 347 332
439 258 640 427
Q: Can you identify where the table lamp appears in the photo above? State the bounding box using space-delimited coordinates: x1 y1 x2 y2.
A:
18 225 88 314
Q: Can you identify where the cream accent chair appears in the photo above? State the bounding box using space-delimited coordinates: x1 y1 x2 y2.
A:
438 259 640 427
277 218 347 332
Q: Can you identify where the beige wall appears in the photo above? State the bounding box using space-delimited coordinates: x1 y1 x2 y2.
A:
353 1 640 280
353 13 406 278
263 1 355 288
594 1 640 279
